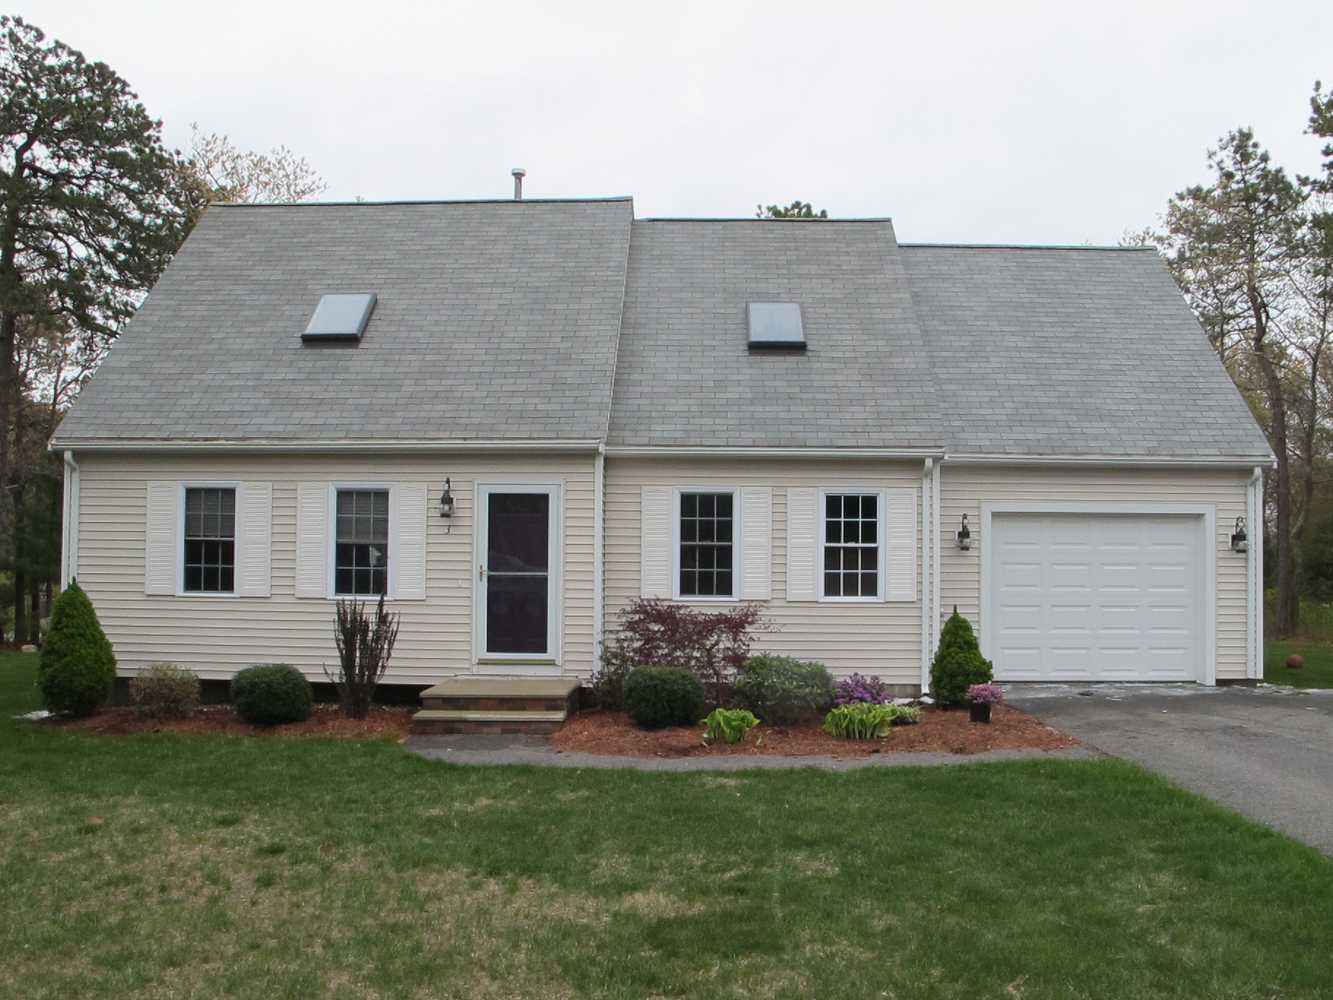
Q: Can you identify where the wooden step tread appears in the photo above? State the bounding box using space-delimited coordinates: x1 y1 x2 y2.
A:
412 709 567 723
419 677 579 700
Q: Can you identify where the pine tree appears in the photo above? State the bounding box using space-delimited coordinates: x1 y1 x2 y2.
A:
930 608 993 708
38 581 116 716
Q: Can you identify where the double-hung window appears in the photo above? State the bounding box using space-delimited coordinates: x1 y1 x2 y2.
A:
183 487 236 593
822 492 881 599
335 489 389 596
678 491 735 598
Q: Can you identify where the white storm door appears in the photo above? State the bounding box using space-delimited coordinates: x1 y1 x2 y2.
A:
476 485 560 662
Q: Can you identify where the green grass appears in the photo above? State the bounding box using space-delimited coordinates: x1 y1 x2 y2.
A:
1265 640 1333 688
1 652 1331 999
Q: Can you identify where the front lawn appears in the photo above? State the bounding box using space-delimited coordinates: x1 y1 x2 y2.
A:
1264 640 1333 689
1 652 1331 999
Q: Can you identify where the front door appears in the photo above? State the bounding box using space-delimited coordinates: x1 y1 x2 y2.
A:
476 485 559 664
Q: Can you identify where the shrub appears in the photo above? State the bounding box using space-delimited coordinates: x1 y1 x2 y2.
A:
732 655 834 724
612 599 768 705
38 581 116 717
589 639 636 709
129 664 201 718
833 672 893 705
930 609 993 708
967 683 1004 705
824 703 896 740
623 666 705 729
231 664 312 725
325 595 400 719
701 707 759 745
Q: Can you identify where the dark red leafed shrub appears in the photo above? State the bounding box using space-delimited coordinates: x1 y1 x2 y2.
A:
611 599 768 705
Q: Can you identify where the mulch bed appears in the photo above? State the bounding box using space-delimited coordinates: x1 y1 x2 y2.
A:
551 706 1079 758
55 703 415 739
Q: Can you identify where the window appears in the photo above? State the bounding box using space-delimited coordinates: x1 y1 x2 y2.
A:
679 491 734 597
335 489 389 596
184 487 235 593
823 493 880 599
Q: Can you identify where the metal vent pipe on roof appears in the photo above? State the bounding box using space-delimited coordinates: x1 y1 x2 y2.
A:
512 167 526 200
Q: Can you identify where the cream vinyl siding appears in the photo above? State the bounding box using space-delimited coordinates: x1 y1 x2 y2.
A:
605 457 923 685
74 452 597 685
938 465 1251 681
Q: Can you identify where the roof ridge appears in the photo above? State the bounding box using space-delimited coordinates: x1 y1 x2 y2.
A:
638 216 894 224
212 196 635 208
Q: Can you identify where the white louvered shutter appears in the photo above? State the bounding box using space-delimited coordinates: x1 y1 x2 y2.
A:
295 482 328 599
740 487 772 600
884 488 918 602
785 488 818 601
145 482 178 596
392 484 428 600
235 482 272 598
640 486 672 598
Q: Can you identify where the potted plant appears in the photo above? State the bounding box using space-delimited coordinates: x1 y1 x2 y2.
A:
966 683 1003 723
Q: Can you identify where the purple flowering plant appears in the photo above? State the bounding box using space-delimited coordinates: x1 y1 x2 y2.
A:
833 673 892 705
966 683 1004 706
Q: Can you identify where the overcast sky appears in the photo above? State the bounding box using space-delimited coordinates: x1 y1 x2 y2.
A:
20 0 1333 244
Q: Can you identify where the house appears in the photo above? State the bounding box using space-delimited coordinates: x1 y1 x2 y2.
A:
50 196 1272 708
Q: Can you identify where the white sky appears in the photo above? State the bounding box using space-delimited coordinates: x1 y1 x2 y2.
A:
19 0 1333 244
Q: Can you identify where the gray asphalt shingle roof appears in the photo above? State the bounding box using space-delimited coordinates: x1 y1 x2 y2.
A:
53 199 1271 460
54 199 633 444
899 244 1271 458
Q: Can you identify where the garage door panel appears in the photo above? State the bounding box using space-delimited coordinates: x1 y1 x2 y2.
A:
989 512 1203 682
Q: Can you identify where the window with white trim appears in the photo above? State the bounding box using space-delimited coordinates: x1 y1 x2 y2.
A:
822 493 880 599
183 487 236 593
679 491 734 597
335 489 389 596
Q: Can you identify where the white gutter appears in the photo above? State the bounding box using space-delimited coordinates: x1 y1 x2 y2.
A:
920 458 933 690
61 450 79 590
48 438 603 455
605 446 946 460
946 452 1276 469
593 443 606 665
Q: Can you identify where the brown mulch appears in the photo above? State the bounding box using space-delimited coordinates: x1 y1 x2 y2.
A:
56 703 414 739
551 705 1079 758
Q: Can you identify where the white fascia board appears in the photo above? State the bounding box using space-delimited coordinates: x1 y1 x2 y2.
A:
48 438 603 454
605 446 946 460
945 452 1275 469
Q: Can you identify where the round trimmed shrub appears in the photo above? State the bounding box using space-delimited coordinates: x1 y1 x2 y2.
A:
930 610 993 708
38 581 116 717
733 654 834 724
623 666 705 729
130 663 201 719
231 664 312 725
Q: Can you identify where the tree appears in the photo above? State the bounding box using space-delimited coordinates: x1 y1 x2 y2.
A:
179 123 326 219
756 199 828 219
1161 128 1309 635
0 16 190 520
38 580 115 716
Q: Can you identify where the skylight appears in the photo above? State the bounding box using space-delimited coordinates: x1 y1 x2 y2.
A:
302 293 377 342
747 302 805 351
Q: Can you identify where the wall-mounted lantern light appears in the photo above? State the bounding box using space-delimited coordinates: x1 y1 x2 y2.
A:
439 478 454 518
1231 516 1248 553
956 513 972 550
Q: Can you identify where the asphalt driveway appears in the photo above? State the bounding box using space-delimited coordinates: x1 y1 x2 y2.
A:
1009 684 1333 856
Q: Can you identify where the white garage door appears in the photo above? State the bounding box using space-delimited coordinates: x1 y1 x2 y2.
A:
986 512 1204 682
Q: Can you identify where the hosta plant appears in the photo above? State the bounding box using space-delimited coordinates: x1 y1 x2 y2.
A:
824 703 896 740
701 707 759 745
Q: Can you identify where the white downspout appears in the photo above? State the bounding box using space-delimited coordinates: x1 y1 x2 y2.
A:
61 450 80 590
932 458 942 655
921 458 933 692
1249 466 1263 679
593 443 606 670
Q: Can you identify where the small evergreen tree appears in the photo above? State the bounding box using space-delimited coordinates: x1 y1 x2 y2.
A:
38 581 116 716
930 608 993 708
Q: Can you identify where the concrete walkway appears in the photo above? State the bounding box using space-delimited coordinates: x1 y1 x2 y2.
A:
405 733 1096 772
1010 683 1333 857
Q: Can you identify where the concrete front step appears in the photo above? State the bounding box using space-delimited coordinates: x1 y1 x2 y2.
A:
411 677 581 736
411 709 567 736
